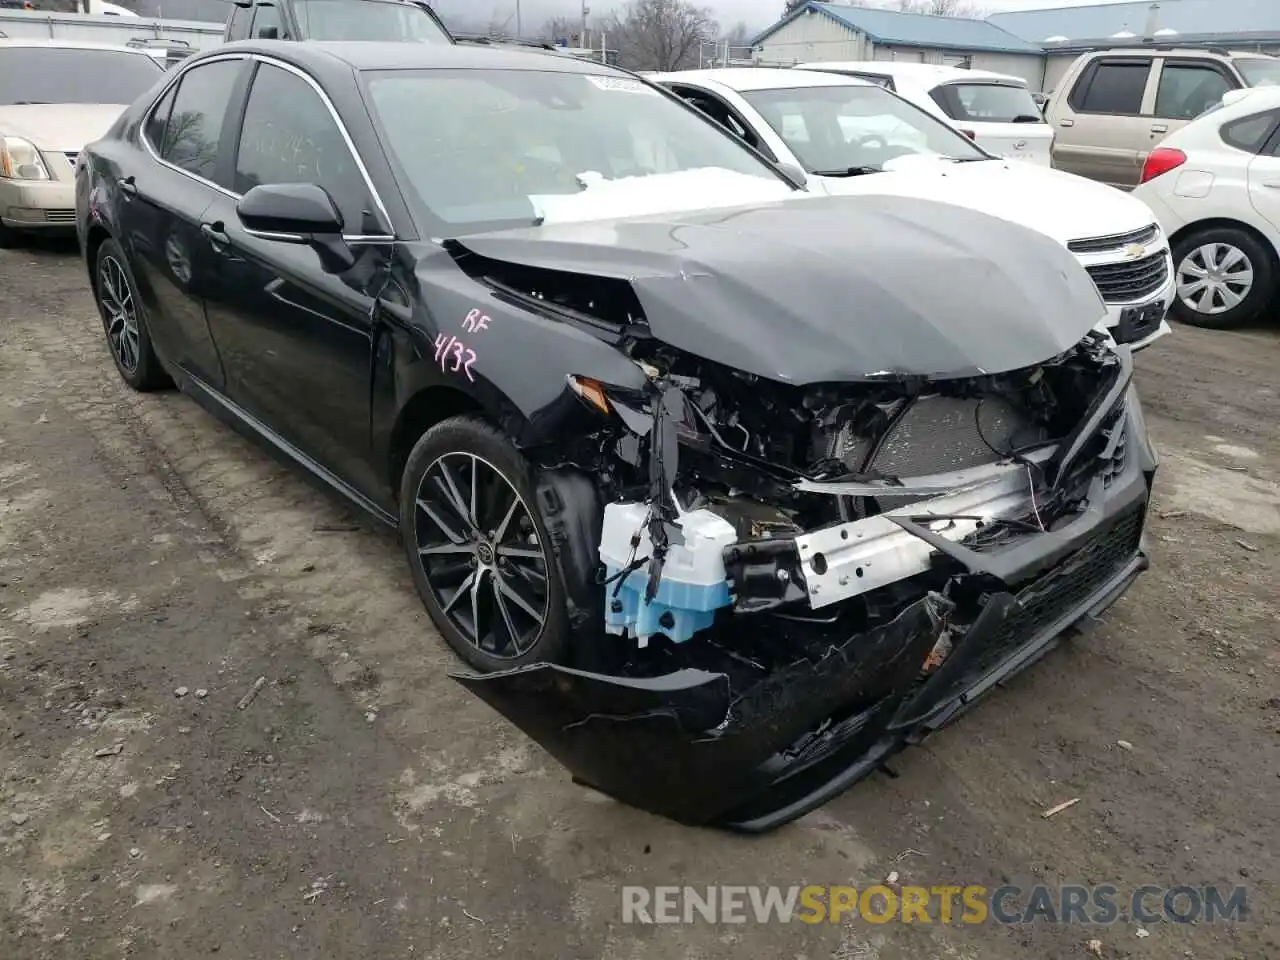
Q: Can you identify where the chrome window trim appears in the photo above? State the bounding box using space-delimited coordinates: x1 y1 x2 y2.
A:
138 52 396 243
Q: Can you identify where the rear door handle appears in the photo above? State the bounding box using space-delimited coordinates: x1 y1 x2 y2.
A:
1263 180 1280 189
1058 119 1074 127
200 221 229 251
118 175 137 199
1151 123 1169 134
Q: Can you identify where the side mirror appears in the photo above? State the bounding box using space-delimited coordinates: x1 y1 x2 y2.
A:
775 161 808 190
236 182 355 274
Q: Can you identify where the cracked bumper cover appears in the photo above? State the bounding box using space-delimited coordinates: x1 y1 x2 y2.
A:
455 390 1157 832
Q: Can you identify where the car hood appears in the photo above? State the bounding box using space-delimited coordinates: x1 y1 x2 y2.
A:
811 157 1161 248
453 193 1106 384
0 103 128 152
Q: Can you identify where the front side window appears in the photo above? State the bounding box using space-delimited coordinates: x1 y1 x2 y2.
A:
161 59 243 182
1074 60 1150 115
1235 58 1280 88
929 82 1045 124
291 0 448 41
0 47 162 105
363 68 792 233
1155 64 1233 120
234 63 374 233
740 83 987 175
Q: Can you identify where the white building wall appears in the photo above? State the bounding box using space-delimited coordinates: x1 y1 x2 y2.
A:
755 11 868 66
971 52 1045 88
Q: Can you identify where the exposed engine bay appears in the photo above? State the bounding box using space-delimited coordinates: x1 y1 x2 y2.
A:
446 207 1155 833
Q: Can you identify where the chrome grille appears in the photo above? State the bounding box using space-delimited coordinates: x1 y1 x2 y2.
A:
1086 252 1170 304
1067 223 1159 255
44 209 76 223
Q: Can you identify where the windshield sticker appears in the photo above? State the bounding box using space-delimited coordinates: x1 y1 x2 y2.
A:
585 76 655 95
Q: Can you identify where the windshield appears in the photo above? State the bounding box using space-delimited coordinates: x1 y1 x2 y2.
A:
0 47 162 105
292 0 449 42
928 82 1045 123
741 84 987 175
363 69 793 233
1236 58 1280 88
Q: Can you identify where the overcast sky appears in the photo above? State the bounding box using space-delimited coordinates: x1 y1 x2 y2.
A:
430 0 1145 31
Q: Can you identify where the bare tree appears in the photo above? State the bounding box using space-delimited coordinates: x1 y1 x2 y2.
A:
539 15 581 44
897 0 984 17
604 0 716 72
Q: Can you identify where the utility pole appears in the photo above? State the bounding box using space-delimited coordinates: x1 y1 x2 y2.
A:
581 1 589 50
515 0 521 37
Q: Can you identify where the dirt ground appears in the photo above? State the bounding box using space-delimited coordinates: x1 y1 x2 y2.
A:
1 239 1277 960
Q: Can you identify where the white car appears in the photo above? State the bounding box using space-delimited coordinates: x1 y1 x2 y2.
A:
794 61 1054 167
1133 86 1280 329
0 39 164 247
652 68 1173 350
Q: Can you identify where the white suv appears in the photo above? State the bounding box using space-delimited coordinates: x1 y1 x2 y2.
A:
795 61 1054 167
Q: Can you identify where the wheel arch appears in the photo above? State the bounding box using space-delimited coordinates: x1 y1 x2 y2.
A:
84 222 113 292
387 385 489 498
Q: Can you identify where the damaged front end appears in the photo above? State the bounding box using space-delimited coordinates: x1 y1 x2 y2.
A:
446 217 1156 831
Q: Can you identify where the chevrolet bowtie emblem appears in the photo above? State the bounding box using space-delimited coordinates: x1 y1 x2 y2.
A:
1124 243 1146 259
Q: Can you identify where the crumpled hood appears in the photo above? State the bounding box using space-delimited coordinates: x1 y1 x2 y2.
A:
454 193 1106 383
0 103 128 152
812 158 1161 247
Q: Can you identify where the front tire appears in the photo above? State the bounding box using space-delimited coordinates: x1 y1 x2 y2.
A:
400 415 570 672
94 237 170 391
1171 227 1276 330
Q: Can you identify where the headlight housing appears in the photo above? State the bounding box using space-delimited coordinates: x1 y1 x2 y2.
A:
0 136 51 181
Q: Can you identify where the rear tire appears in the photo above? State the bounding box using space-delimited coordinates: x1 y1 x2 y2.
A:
93 237 171 391
1171 226 1276 330
400 415 570 673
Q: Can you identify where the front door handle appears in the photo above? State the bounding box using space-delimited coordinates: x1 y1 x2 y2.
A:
118 175 137 199
200 221 229 251
1059 119 1074 127
1263 180 1280 189
1151 123 1169 134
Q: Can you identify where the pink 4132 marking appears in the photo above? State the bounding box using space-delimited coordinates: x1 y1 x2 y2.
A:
433 333 476 382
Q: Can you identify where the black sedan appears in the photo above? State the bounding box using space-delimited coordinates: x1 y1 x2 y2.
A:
77 41 1156 831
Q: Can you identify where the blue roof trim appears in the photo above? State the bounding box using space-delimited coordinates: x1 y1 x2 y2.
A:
751 1 1044 54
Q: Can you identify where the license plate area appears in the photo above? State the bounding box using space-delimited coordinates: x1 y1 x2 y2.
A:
1116 301 1167 344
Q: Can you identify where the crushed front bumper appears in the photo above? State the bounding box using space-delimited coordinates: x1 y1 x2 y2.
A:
456 389 1157 832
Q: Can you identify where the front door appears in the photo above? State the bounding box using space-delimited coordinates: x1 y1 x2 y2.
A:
199 59 393 500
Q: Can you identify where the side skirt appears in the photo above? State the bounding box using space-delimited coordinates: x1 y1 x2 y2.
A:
172 367 398 530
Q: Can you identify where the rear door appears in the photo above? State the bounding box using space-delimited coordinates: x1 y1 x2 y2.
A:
1050 56 1155 188
927 80 1053 165
119 55 249 390
1150 58 1238 144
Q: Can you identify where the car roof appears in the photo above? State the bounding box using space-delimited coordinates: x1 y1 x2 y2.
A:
0 38 158 57
651 67 871 91
211 39 621 76
796 61 1025 86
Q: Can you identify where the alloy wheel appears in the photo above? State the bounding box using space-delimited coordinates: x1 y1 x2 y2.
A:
413 452 550 659
1176 243 1254 316
99 255 140 373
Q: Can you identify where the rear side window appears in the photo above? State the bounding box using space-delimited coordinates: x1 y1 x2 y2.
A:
161 59 243 182
929 82 1044 123
1155 63 1234 120
143 83 176 150
1221 110 1280 153
233 63 374 233
1071 59 1150 115
226 2 251 40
